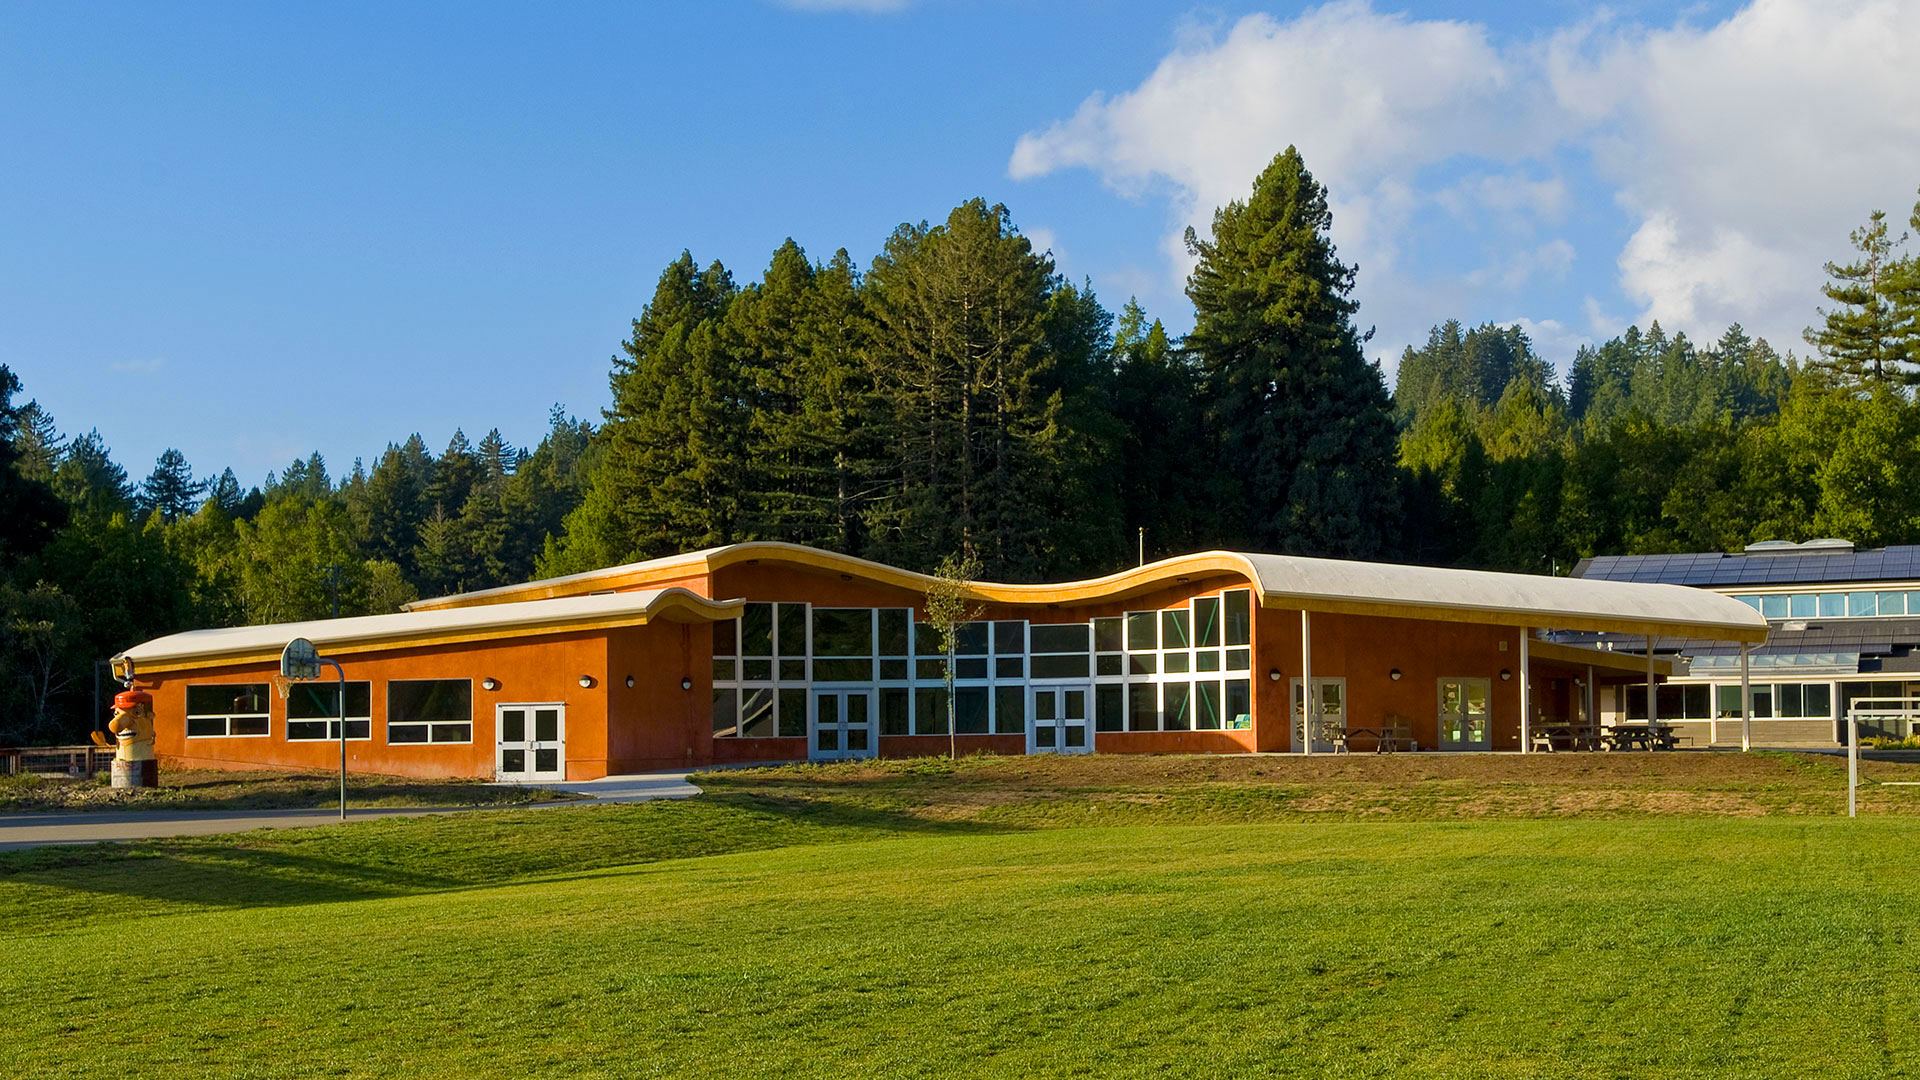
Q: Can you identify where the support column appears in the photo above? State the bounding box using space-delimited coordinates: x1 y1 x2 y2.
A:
1586 665 1596 750
1301 609 1313 756
1740 644 1752 752
1646 636 1658 753
1519 629 1531 754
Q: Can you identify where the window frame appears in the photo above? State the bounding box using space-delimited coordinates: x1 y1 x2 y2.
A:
385 678 474 746
184 683 272 739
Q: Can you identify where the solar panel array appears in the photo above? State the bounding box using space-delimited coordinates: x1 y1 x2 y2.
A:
1573 546 1920 588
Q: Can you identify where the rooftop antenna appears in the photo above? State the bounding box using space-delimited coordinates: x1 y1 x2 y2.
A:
1138 527 1145 567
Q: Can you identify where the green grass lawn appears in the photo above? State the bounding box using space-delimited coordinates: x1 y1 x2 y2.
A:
6 754 1919 1078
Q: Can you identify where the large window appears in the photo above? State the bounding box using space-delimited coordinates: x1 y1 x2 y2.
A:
1110 588 1254 732
185 684 270 738
1636 682 1835 721
287 681 372 741
1735 590 1920 621
387 679 472 744
707 587 1257 743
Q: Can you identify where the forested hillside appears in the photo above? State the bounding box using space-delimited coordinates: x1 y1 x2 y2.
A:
5 149 1919 742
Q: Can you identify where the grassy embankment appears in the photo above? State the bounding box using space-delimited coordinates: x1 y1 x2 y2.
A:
5 752 1919 1078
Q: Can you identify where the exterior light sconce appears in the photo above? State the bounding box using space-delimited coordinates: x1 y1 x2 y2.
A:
578 675 596 689
1500 669 1512 681
1389 669 1402 681
626 675 637 688
680 677 693 691
1267 668 1282 682
482 678 499 692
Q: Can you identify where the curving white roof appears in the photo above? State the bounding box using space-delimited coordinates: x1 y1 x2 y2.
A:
115 588 741 676
406 541 1767 643
1236 552 1767 641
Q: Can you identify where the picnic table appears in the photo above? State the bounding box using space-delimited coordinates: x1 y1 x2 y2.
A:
1598 723 1679 751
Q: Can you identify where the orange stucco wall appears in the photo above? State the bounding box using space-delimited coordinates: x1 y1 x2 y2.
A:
141 629 621 780
605 622 712 774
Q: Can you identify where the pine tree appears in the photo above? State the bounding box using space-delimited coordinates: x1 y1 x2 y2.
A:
14 399 62 484
864 200 1110 578
209 468 244 513
1184 147 1400 557
138 448 206 522
0 367 66 563
1805 209 1910 387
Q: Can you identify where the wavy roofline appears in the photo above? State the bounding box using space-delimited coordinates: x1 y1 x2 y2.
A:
406 542 1768 643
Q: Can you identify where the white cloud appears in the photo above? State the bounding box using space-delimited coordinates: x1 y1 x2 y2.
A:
1550 0 1920 347
1011 0 1920 371
1467 238 1575 291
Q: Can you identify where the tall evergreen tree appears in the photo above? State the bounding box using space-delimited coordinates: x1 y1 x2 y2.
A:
138 448 206 523
1805 209 1910 386
0 367 66 563
1184 147 1400 557
864 200 1115 578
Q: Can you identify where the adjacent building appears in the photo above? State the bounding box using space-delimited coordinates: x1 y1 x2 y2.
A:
115 542 1766 779
1572 539 1920 747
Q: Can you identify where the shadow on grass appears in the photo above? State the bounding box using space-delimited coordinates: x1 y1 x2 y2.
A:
0 791 1020 931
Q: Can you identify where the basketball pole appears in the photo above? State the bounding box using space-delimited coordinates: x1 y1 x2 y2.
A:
323 656 346 821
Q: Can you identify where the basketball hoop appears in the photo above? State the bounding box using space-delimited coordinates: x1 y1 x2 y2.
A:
280 636 349 822
281 637 323 681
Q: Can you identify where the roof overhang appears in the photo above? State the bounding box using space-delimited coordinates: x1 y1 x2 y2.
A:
404 542 1769 645
113 588 740 678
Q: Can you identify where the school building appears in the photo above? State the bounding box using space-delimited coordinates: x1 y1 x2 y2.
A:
1572 538 1920 747
112 542 1768 780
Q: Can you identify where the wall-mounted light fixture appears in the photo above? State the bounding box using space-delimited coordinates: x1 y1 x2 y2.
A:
482 677 499 692
1499 669 1512 681
626 675 636 688
1267 668 1282 682
680 677 693 691
578 675 596 689
1389 669 1402 681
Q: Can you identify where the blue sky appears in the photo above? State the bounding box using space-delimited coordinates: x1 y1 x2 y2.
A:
3 1 1916 487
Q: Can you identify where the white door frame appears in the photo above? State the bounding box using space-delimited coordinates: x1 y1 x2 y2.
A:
1028 683 1093 755
1438 678 1492 750
810 688 878 762
495 702 566 782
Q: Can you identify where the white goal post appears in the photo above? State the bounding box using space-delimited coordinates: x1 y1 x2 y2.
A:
1846 697 1920 818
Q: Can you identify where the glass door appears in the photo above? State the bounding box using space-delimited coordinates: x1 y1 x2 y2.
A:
1290 678 1346 752
1438 679 1491 750
811 690 877 762
496 703 565 781
1029 686 1092 755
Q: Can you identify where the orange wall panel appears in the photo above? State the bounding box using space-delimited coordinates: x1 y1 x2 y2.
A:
139 631 611 780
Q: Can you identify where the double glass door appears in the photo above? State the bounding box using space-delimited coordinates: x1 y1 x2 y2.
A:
1291 678 1347 752
1439 679 1492 750
496 703 565 781
1029 685 1092 754
811 690 877 762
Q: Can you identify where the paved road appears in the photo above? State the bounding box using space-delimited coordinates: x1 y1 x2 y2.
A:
0 771 701 852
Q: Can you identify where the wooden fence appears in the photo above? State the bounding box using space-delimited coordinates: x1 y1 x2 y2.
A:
0 744 116 778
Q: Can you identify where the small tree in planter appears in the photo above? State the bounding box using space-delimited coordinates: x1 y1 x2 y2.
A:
921 553 983 760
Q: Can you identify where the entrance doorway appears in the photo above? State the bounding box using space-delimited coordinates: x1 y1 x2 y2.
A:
496 703 565 781
1029 685 1092 755
1290 677 1347 752
1438 679 1492 750
811 689 877 762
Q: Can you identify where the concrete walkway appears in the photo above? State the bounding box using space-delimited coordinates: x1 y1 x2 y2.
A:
0 770 702 852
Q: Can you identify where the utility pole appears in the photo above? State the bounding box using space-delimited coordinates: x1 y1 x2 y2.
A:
323 564 344 618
